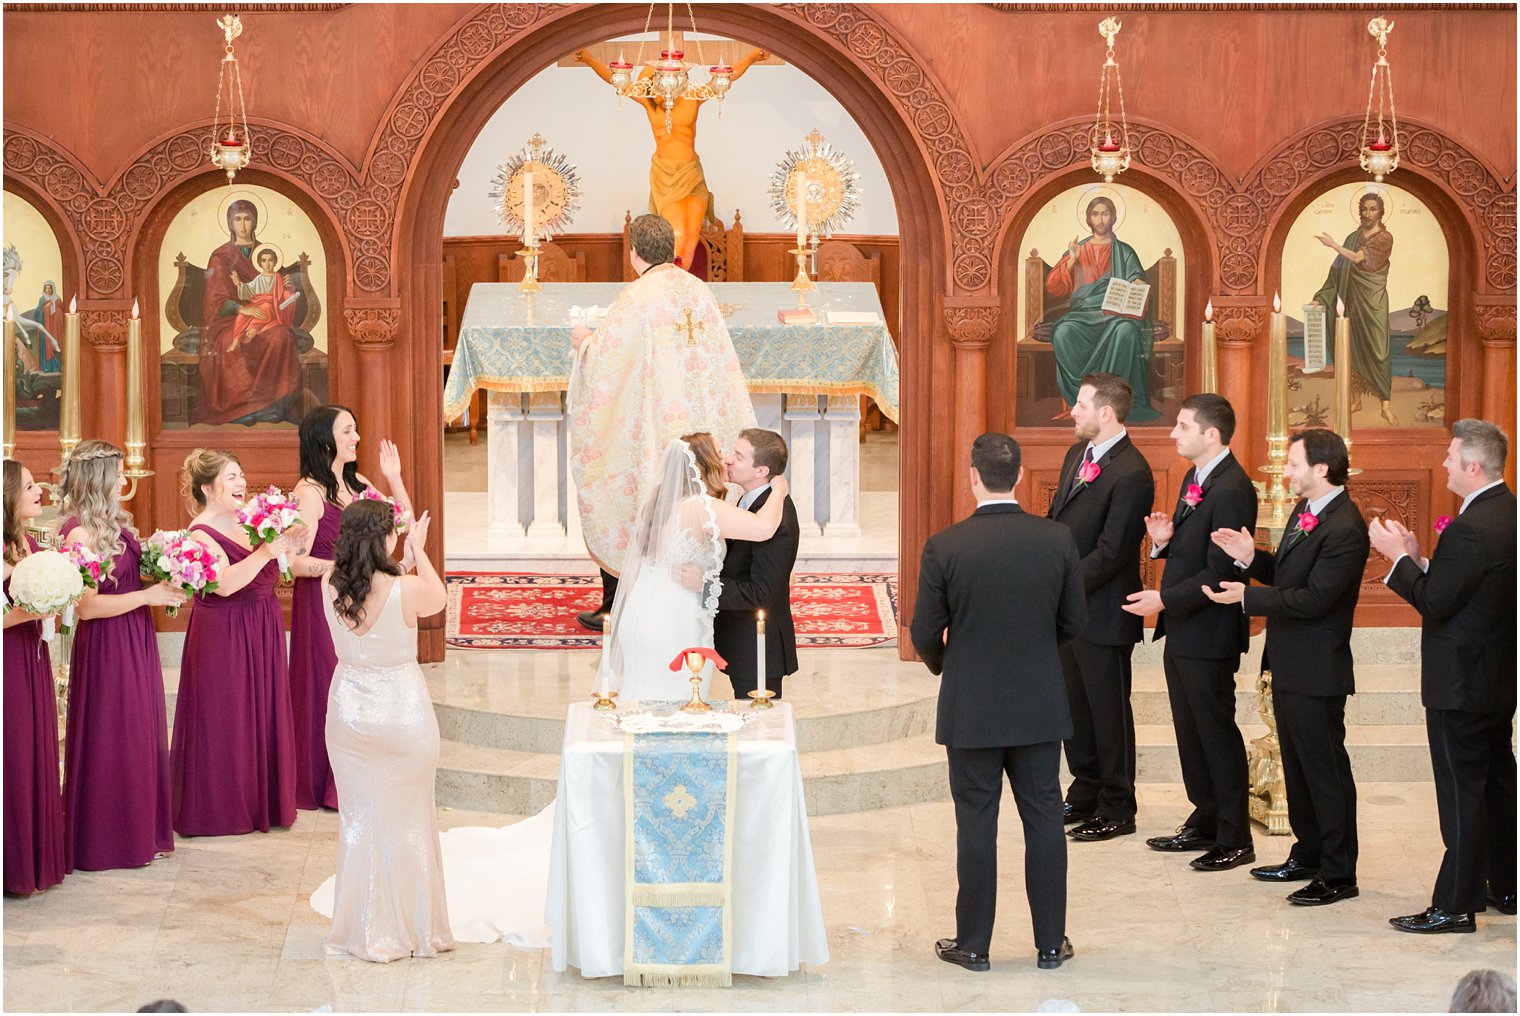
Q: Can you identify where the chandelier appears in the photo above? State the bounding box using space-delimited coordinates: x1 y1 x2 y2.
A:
605 4 735 135
207 13 252 183
1359 17 1400 182
1089 17 1131 183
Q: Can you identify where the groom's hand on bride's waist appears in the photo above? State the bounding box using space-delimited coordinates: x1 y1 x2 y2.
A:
678 563 705 593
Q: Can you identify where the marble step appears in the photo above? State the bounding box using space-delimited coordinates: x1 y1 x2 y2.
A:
1130 664 1425 726
433 723 1440 817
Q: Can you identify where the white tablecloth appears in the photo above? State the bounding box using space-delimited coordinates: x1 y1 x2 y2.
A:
546 702 829 978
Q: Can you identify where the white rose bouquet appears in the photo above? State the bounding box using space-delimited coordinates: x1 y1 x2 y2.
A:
7 549 86 642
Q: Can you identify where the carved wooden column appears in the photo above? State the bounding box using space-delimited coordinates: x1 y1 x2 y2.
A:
1213 301 1268 477
343 305 400 447
80 304 130 450
943 304 997 519
1476 300 1518 486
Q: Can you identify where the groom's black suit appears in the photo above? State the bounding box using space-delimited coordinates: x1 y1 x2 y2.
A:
911 502 1086 956
714 486 800 699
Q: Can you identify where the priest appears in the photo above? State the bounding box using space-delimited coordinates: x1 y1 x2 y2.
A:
568 213 756 627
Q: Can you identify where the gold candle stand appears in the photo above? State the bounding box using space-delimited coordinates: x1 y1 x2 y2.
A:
788 247 816 293
517 245 542 293
747 689 776 709
592 614 618 710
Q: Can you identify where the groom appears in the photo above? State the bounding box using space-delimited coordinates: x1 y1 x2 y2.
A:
714 429 800 699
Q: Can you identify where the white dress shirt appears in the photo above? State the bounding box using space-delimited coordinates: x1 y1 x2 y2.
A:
1382 478 1505 581
1152 447 1235 557
737 482 772 511
1084 428 1128 466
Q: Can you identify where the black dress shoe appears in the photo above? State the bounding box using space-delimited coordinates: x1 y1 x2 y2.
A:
1287 878 1359 906
1389 907 1476 934
1146 825 1216 852
1037 937 1074 970
935 938 989 972
1062 803 1096 826
1488 889 1518 916
1068 817 1137 842
576 609 609 632
1190 845 1256 872
1249 858 1320 882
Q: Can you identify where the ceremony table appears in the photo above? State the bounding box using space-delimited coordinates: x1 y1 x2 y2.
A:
545 701 830 979
442 282 900 544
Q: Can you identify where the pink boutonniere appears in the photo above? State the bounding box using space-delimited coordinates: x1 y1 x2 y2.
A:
1182 483 1204 508
1074 459 1102 489
1434 515 1453 534
1288 509 1319 544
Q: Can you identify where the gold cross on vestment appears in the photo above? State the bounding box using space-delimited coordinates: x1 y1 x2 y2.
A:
679 308 705 347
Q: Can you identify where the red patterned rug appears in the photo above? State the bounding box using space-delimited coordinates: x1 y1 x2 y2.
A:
446 572 898 650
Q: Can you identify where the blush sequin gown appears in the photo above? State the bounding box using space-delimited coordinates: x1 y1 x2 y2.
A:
320 576 452 962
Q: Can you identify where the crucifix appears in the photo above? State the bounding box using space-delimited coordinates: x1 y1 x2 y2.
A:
679 308 704 347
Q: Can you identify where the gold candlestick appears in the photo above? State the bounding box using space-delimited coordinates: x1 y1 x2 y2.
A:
3 306 16 459
116 299 155 502
1258 293 1291 533
1200 299 1218 394
517 245 542 293
59 297 81 460
592 614 618 710
1333 297 1353 468
788 247 816 293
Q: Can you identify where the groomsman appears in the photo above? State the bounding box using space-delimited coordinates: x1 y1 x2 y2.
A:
912 433 1086 972
1122 394 1258 870
1049 372 1155 841
1205 428 1369 906
1372 420 1516 933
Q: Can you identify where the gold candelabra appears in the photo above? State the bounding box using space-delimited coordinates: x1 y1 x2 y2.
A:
1258 295 1291 536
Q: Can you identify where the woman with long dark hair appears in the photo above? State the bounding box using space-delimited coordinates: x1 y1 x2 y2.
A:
169 449 301 837
3 458 65 895
286 404 412 811
320 499 451 962
58 440 185 871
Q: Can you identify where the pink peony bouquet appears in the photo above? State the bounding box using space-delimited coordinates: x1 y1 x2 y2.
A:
61 542 106 631
141 530 222 617
355 488 412 534
236 485 304 581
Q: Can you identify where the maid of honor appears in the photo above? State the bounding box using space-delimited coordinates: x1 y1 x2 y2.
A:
170 449 301 836
288 405 411 811
3 459 66 895
58 440 185 871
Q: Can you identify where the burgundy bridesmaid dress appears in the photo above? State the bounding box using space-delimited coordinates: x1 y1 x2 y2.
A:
60 521 173 871
3 536 66 895
170 524 298 836
288 501 342 810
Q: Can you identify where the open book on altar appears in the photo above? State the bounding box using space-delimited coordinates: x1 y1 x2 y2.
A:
1101 277 1151 319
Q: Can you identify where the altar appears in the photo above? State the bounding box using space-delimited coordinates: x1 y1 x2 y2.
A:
442 282 900 556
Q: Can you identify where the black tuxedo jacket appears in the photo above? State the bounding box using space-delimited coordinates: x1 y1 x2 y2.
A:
713 487 800 691
1242 490 1369 697
1387 484 1517 715
1153 452 1257 659
911 503 1087 749
1048 434 1155 646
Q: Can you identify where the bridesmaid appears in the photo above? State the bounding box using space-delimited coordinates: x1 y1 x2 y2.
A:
3 459 65 895
58 440 186 871
170 449 301 836
288 405 411 811
323 501 450 962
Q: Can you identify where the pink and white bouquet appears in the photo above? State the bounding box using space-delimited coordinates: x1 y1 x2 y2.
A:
236 485 304 581
7 549 85 642
355 487 412 534
61 543 106 631
141 530 222 617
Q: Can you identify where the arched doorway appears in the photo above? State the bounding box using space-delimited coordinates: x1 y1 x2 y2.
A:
394 5 949 660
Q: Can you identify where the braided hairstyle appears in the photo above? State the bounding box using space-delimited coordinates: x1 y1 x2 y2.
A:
329 498 401 629
57 439 134 581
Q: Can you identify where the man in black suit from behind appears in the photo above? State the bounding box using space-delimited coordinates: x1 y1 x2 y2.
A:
1206 428 1369 907
1048 372 1156 842
713 429 800 700
912 433 1086 973
1122 393 1259 871
1372 419 1517 934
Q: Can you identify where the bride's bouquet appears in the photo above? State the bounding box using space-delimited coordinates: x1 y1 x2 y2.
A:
61 543 106 632
355 488 412 534
237 485 304 581
141 530 221 617
6 549 85 642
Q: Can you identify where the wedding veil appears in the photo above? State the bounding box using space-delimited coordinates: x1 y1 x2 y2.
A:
594 438 724 695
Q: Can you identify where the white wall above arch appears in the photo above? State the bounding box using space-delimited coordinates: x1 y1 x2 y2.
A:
444 42 899 238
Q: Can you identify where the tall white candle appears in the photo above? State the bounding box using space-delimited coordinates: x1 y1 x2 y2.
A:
523 170 535 245
756 609 767 695
794 172 807 250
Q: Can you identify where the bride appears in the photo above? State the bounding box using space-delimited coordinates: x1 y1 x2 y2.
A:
598 432 787 702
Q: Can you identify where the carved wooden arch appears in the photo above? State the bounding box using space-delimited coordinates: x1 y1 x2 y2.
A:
1245 116 1514 297
1 173 85 307
1 121 362 301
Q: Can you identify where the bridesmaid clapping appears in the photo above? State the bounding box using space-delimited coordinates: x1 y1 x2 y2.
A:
59 441 185 872
3 459 66 896
288 405 412 811
169 450 301 837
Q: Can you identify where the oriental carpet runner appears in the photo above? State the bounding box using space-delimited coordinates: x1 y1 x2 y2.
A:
445 572 898 650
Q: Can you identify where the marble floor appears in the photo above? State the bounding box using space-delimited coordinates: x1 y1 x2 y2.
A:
5 782 1512 1013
